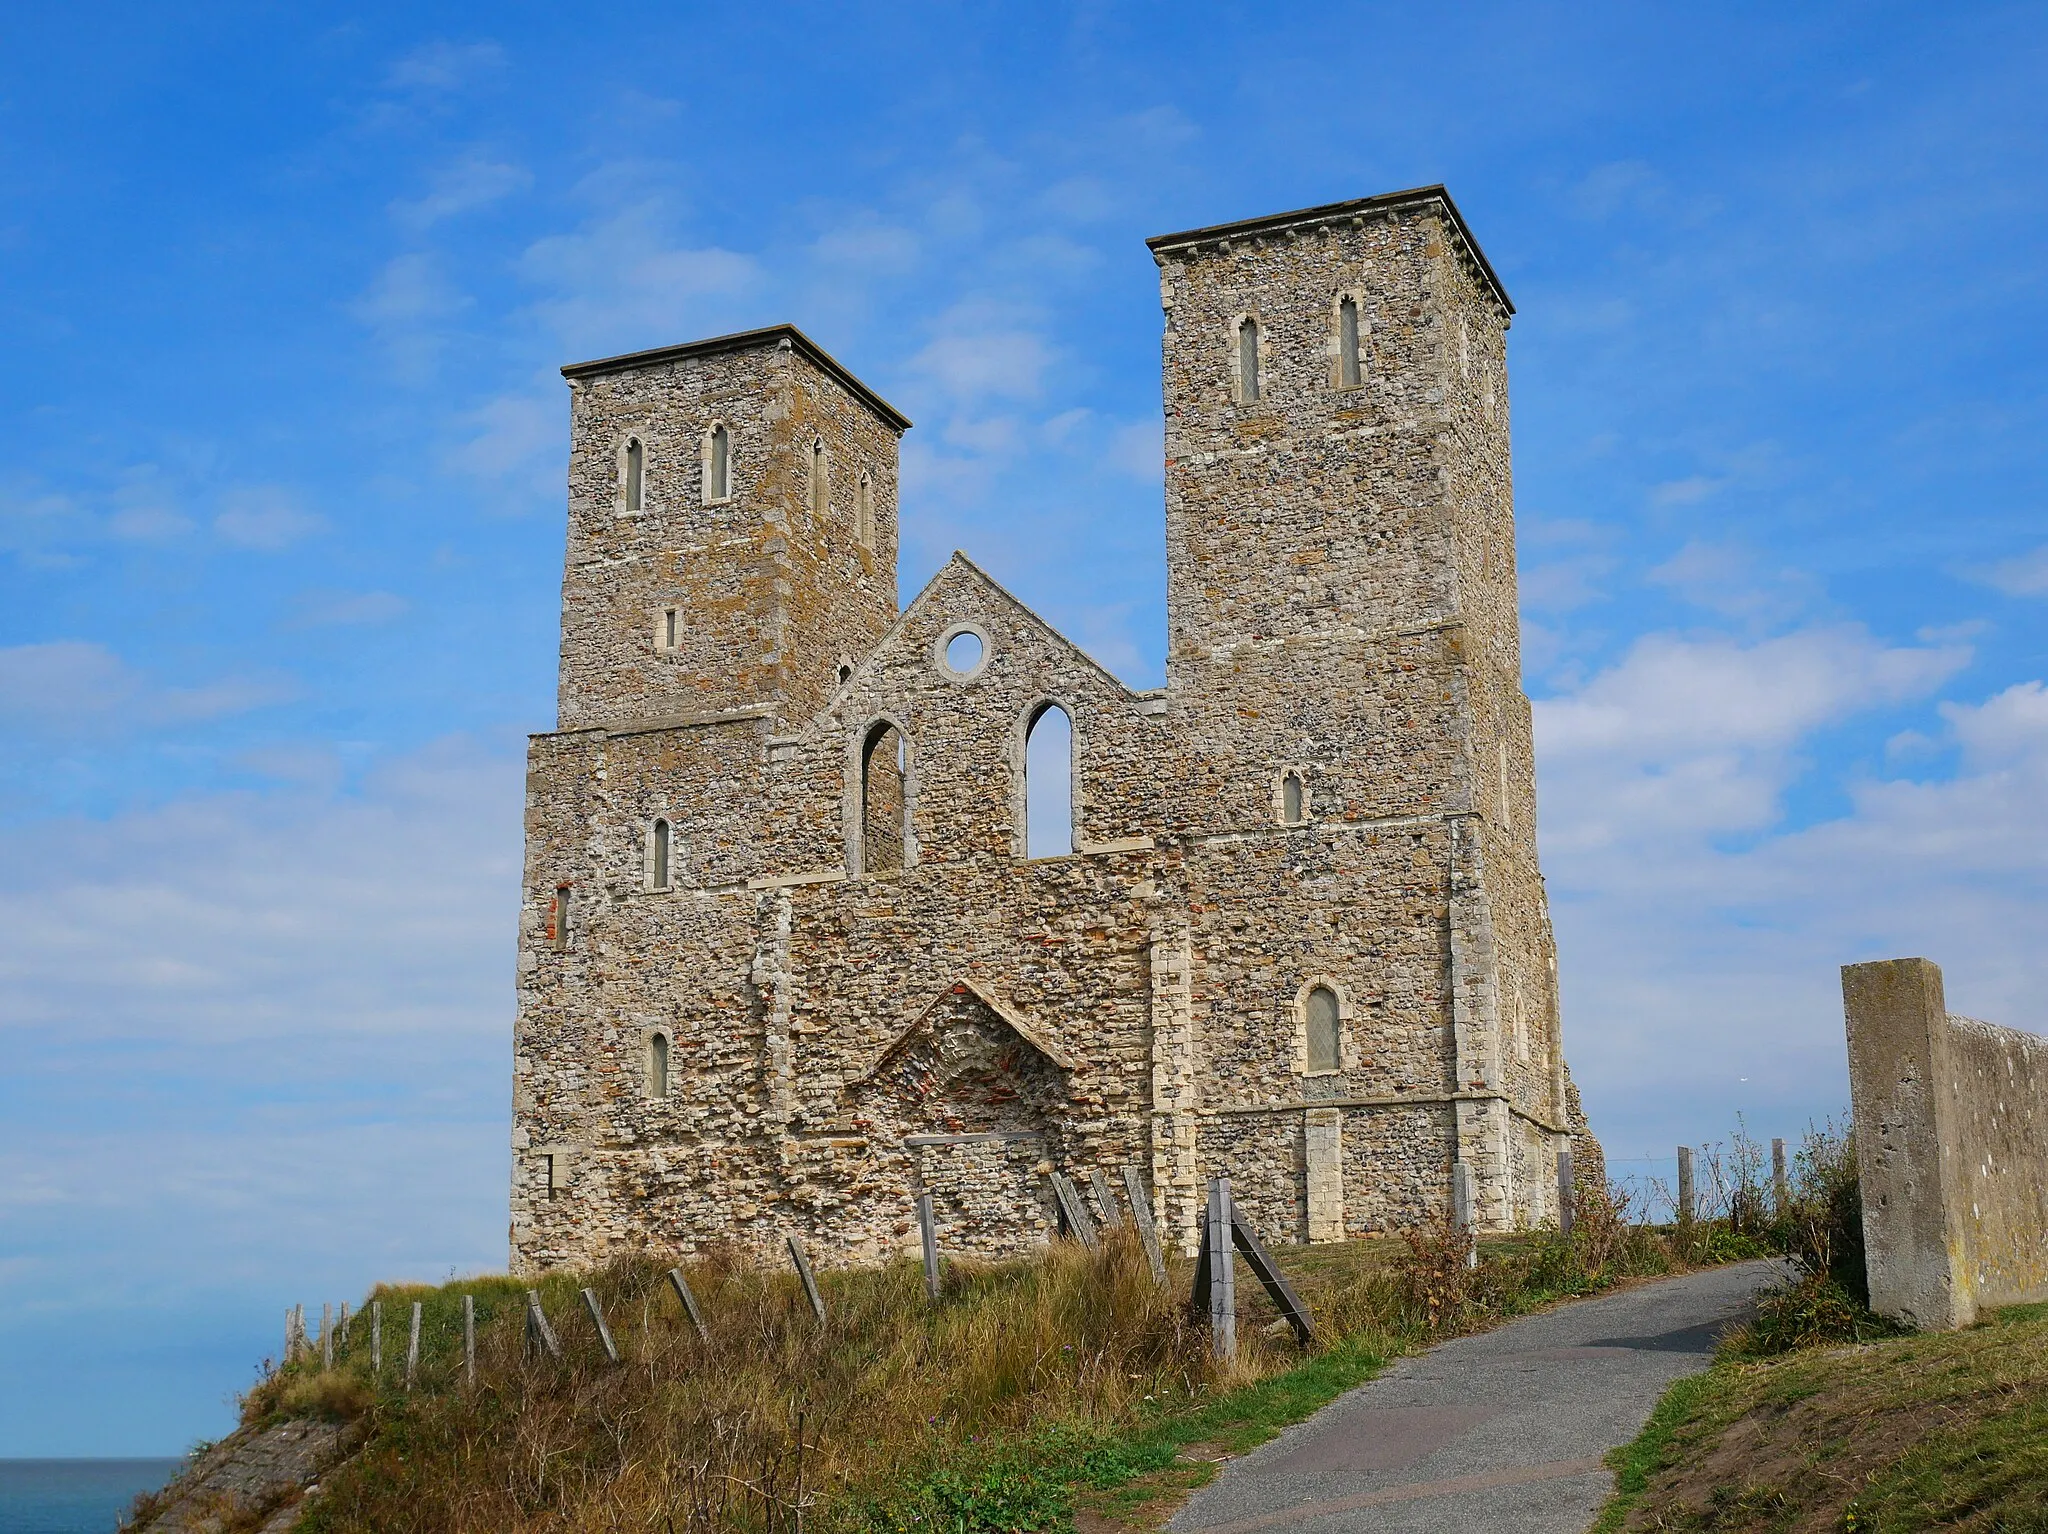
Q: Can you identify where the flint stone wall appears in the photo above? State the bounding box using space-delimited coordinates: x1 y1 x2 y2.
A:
1845 956 2048 1329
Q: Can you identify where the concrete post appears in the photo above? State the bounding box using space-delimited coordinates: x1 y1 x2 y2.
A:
1676 1146 1695 1226
917 1193 941 1302
1207 1177 1236 1360
406 1302 422 1390
1843 957 1969 1329
1771 1137 1788 1211
321 1303 333 1370
1451 1161 1479 1268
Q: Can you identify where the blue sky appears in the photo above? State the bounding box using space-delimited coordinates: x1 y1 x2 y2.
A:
3 0 2046 1455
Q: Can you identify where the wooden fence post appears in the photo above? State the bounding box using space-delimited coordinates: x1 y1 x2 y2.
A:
1772 1137 1789 1211
917 1193 941 1301
1677 1146 1696 1227
1050 1172 1099 1250
1229 1208 1315 1347
463 1295 475 1388
284 1308 295 1366
666 1268 710 1341
1089 1168 1125 1229
787 1236 826 1323
406 1302 422 1390
1122 1165 1168 1285
526 1290 562 1361
337 1301 349 1361
321 1303 333 1370
582 1288 621 1365
1557 1149 1575 1238
372 1301 382 1376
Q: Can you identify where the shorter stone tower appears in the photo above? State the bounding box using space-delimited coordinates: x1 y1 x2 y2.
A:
556 326 910 730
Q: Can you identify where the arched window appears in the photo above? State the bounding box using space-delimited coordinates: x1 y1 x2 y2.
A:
856 471 874 547
659 607 679 653
1338 297 1362 388
1024 703 1073 858
706 423 731 502
624 437 645 512
809 437 829 518
860 720 907 872
649 818 671 890
1305 985 1341 1074
649 1032 670 1099
1281 770 1306 826
1237 318 1261 403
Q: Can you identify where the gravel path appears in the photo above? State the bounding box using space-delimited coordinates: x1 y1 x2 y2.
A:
1169 1260 1784 1534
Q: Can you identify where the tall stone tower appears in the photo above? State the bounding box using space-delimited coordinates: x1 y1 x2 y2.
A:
1148 187 1571 1228
555 325 911 730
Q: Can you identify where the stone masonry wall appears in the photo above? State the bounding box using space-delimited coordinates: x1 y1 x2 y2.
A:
1844 956 2048 1329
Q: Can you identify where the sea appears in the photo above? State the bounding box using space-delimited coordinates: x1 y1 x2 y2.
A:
0 1461 182 1534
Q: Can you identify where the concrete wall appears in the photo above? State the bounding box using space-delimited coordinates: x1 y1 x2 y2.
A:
1844 957 2048 1329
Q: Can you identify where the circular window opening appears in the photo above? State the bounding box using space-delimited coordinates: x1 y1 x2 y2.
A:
944 629 984 675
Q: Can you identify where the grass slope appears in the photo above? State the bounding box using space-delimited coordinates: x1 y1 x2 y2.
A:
1595 1301 2048 1532
212 1203 1725 1534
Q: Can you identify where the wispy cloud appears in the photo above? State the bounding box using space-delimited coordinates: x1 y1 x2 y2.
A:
0 642 294 736
213 486 326 551
1974 542 2048 596
391 152 531 230
383 40 507 94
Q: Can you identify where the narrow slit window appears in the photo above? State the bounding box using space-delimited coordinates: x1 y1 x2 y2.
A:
1338 297 1362 388
707 423 731 502
1305 985 1341 1074
856 472 874 547
1024 703 1074 858
1281 771 1305 825
860 721 907 873
649 1033 670 1099
662 608 678 652
1238 318 1260 403
624 438 644 512
650 819 671 889
810 437 829 518
543 1153 559 1200
551 885 572 951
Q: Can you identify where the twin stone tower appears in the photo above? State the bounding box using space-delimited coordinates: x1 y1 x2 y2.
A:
511 185 1602 1273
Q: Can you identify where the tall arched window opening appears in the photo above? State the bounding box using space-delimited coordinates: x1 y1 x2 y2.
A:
1238 318 1261 403
649 1032 671 1099
624 438 645 512
1281 771 1305 826
650 819 671 890
856 471 874 547
861 721 907 872
1305 985 1341 1074
707 423 731 502
810 437 829 518
1024 703 1073 858
1338 297 1362 388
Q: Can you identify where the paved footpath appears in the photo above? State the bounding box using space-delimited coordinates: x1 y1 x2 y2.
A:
1171 1260 1784 1534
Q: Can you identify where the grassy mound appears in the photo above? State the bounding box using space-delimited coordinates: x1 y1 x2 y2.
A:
233 1195 1724 1534
1597 1302 2048 1532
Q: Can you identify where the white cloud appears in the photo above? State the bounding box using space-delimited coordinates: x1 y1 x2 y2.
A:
0 642 293 735
518 202 760 358
908 320 1054 405
809 215 920 275
214 486 326 551
391 152 531 229
384 40 507 93
289 590 409 627
1976 542 2048 596
446 390 560 504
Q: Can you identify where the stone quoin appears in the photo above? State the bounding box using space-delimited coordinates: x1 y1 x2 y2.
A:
510 185 1604 1272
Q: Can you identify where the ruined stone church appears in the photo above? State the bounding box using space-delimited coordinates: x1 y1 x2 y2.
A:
510 184 1602 1273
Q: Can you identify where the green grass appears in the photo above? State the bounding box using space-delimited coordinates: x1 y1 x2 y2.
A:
1591 1300 2048 1533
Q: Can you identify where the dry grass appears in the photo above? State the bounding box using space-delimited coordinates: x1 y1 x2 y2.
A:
240 1204 1713 1534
